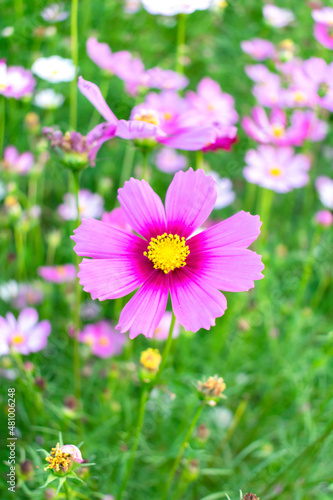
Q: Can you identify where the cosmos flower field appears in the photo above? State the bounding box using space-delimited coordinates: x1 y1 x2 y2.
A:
0 1 332 499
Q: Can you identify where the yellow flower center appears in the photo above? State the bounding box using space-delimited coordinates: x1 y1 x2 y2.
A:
140 348 161 372
144 233 190 274
134 109 160 126
56 266 66 275
163 111 173 121
44 443 72 473
269 166 283 177
0 83 7 90
99 335 109 346
271 124 285 138
12 333 24 345
293 91 306 103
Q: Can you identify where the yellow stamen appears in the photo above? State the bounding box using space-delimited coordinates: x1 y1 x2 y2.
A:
269 167 282 177
163 112 172 121
140 348 161 372
271 124 285 138
293 91 306 103
12 334 24 345
143 233 190 274
99 336 109 346
44 443 72 473
134 109 160 126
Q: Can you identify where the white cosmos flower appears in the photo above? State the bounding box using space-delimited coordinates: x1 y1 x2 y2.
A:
141 0 212 16
31 56 75 83
33 89 65 109
41 3 69 22
263 5 295 28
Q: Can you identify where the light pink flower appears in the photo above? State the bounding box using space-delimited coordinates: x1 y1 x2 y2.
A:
312 8 333 50
0 308 51 356
102 207 132 232
38 264 77 283
57 189 104 221
291 58 333 111
78 320 126 358
155 147 188 173
60 445 84 463
11 283 44 309
2 146 34 175
142 0 212 16
154 311 180 340
315 176 333 209
243 146 310 193
241 38 275 61
242 107 311 146
143 67 188 92
0 60 36 99
208 172 235 209
315 209 333 227
72 169 264 338
263 4 295 28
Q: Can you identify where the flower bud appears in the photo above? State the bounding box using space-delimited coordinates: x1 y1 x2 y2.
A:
197 375 226 406
140 348 161 382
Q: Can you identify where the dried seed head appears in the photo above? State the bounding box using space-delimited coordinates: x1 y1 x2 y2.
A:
243 493 260 500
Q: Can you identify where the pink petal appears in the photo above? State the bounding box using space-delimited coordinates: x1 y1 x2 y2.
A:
4 146 19 164
17 308 39 332
158 125 215 151
165 168 217 238
118 178 167 239
116 119 161 140
25 321 51 352
116 272 169 339
78 76 118 124
170 269 227 332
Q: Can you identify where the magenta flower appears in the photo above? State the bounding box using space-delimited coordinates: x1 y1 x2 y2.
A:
38 264 77 284
72 169 264 338
2 146 34 175
315 176 333 209
241 38 275 61
79 320 126 358
0 60 36 99
102 207 132 232
202 124 237 152
78 77 214 150
312 8 333 50
315 210 333 227
57 189 104 221
0 308 51 356
243 146 310 193
155 147 188 173
242 107 311 146
154 311 180 341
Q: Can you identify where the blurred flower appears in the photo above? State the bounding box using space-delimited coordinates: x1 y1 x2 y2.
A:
72 169 264 338
102 207 132 232
291 57 333 111
124 0 141 13
34 26 57 38
315 176 333 209
24 112 40 133
2 146 34 175
262 4 295 28
276 38 296 62
32 56 75 83
140 348 161 372
315 210 333 227
33 89 65 109
142 0 212 15
244 146 310 193
155 147 187 173
242 494 259 500
0 60 35 99
19 459 34 479
38 264 77 283
41 3 69 22
79 77 214 150
242 107 312 146
45 443 83 473
202 124 237 152
1 27 14 37
211 406 233 428
0 308 51 356
143 67 188 92
43 124 115 168
208 172 235 209
58 189 104 220
241 38 275 61
80 300 101 320
0 180 5 200
312 7 333 49
11 283 43 309
79 320 126 358
197 375 226 405
154 311 180 340
210 0 227 10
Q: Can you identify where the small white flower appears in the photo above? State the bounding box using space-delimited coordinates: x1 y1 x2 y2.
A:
1 27 14 38
142 0 212 16
263 5 295 28
31 56 75 83
208 171 235 209
41 3 69 23
33 88 65 109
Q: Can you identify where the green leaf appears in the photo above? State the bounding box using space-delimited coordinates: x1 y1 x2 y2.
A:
39 473 58 489
56 477 66 495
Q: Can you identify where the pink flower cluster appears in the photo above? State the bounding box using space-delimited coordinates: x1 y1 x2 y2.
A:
79 320 126 358
2 146 34 176
0 60 35 100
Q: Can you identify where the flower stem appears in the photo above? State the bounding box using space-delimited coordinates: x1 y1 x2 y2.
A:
119 142 135 189
162 404 204 500
176 14 186 75
72 171 82 404
141 150 149 180
64 480 71 500
296 225 322 308
154 312 176 386
195 150 204 170
70 0 79 130
258 187 274 244
117 386 149 500
0 95 5 159
14 225 26 280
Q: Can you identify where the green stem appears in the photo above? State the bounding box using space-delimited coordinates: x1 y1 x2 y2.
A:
72 171 82 403
176 14 186 75
296 226 322 308
119 143 135 188
258 187 274 244
117 387 148 500
14 0 24 16
14 226 26 280
64 480 71 500
162 404 204 500
141 150 149 180
244 182 256 213
70 0 79 130
195 150 204 170
0 95 5 159
154 312 176 386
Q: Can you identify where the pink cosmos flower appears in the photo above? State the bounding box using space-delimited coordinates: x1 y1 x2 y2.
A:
78 77 214 150
154 311 180 341
243 146 310 193
315 176 333 209
0 308 51 356
60 445 84 463
307 112 328 142
72 168 264 338
141 0 212 16
0 60 36 99
315 210 333 227
262 4 295 28
2 146 34 175
291 58 333 111
241 38 275 61
242 107 311 146
38 264 77 283
312 8 333 50
124 0 141 14
202 125 237 152
57 189 104 221
155 147 188 173
102 207 132 232
12 283 44 309
79 320 126 358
